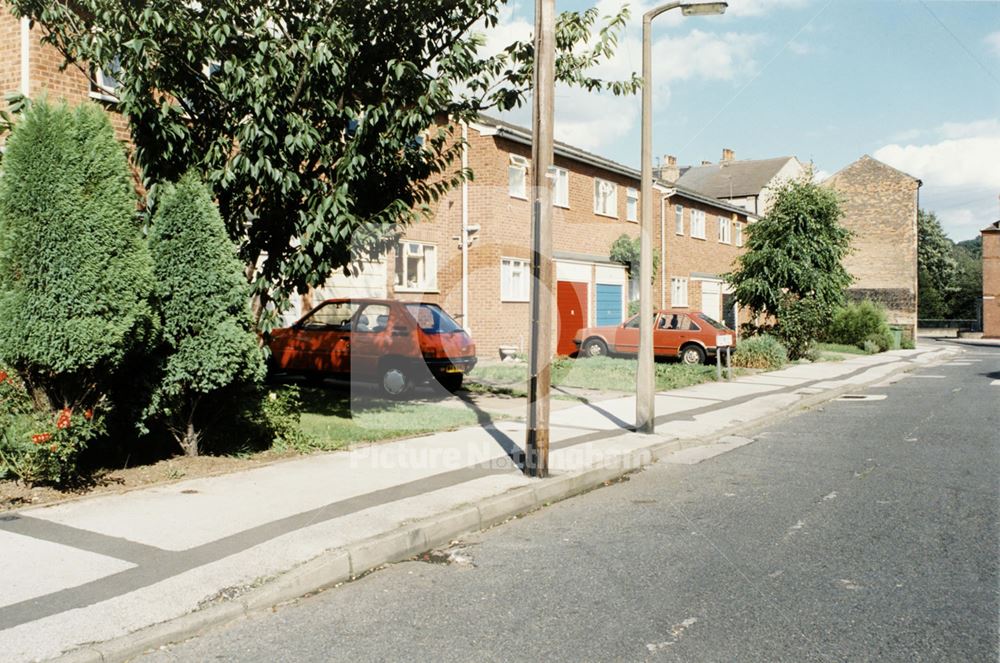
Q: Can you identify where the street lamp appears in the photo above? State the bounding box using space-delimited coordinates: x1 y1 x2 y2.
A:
637 1 727 434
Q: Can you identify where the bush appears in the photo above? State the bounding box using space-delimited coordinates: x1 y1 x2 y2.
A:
145 173 265 456
826 300 892 350
862 339 880 355
901 337 915 350
732 335 788 370
774 296 828 360
0 100 155 411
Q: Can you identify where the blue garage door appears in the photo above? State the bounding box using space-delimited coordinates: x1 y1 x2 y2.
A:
595 283 623 327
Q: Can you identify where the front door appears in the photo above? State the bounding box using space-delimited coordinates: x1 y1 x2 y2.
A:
557 281 588 356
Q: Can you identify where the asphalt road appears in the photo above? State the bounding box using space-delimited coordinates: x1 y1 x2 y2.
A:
144 344 999 662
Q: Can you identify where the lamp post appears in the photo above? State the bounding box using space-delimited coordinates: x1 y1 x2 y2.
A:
637 1 727 434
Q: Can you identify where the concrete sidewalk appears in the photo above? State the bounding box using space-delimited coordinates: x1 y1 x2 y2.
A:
0 346 960 662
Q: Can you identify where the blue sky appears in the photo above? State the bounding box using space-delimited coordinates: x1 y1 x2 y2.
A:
485 0 1000 240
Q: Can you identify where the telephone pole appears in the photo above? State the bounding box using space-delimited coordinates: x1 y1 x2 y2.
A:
525 0 555 478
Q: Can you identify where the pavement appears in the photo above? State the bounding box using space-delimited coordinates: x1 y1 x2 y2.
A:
0 344 961 662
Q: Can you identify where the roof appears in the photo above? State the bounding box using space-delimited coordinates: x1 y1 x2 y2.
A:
675 156 798 198
983 220 1000 233
823 154 922 187
473 114 758 220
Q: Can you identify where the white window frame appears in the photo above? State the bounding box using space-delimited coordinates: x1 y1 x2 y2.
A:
394 241 438 292
594 178 618 218
735 222 744 247
625 187 639 222
671 277 689 308
718 216 732 244
691 210 706 240
508 154 528 200
674 204 684 235
89 57 122 103
501 257 530 302
553 167 569 208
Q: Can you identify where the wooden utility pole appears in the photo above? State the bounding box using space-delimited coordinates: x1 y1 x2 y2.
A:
525 0 555 478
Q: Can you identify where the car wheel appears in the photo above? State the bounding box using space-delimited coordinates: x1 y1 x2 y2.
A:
380 363 413 398
582 338 608 358
680 344 706 365
438 373 464 393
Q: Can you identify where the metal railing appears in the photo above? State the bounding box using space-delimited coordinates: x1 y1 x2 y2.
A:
918 319 982 332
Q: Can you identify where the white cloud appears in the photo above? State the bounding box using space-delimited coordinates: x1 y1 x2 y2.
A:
985 31 1000 57
874 118 1000 240
723 0 810 18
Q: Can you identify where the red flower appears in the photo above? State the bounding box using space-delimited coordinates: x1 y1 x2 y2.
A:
32 433 52 445
49 444 57 452
57 408 72 430
83 409 94 421
0 371 7 382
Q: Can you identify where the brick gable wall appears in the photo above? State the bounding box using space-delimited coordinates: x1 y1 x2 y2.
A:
983 228 1000 338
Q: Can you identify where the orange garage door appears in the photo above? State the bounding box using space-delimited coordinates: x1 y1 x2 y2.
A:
556 281 588 356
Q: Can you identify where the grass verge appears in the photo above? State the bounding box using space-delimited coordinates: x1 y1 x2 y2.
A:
469 356 721 395
815 342 867 355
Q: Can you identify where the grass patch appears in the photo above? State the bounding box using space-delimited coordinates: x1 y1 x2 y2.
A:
293 387 481 450
470 356 720 395
815 342 867 355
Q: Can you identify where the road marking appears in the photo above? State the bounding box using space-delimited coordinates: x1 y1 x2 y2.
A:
991 380 1000 386
823 491 837 501
910 374 946 379
837 394 887 401
949 362 973 366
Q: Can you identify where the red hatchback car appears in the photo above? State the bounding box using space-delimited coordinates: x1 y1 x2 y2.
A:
573 310 734 365
267 299 477 396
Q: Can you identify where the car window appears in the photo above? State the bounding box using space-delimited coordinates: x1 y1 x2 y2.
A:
355 304 391 333
697 313 728 330
301 301 358 331
658 314 680 330
675 314 701 331
624 313 657 329
405 304 463 333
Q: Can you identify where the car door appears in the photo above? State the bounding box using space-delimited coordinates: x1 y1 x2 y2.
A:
349 302 394 381
287 301 355 374
614 314 641 355
673 314 702 357
653 313 682 357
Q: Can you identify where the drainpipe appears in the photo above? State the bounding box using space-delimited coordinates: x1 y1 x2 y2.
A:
461 121 470 333
660 194 667 309
20 18 30 96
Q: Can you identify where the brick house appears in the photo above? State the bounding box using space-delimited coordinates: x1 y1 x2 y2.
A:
666 150 805 216
982 220 1000 339
299 116 755 358
823 155 921 340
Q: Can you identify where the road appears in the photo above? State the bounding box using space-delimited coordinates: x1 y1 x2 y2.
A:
144 344 999 662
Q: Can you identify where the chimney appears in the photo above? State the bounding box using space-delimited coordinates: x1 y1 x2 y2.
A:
701 160 712 166
722 148 735 163
656 154 680 182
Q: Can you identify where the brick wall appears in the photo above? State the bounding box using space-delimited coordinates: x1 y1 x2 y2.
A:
983 226 1000 339
824 155 920 340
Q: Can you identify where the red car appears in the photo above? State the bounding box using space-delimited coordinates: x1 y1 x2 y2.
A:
267 299 477 396
573 310 734 365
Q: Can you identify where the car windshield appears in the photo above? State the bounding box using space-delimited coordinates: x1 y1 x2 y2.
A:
405 304 463 333
698 313 728 330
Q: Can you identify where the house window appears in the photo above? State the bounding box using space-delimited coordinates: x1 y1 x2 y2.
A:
718 216 731 244
394 241 437 292
671 277 689 307
594 178 618 217
501 257 530 302
509 155 528 199
553 168 569 208
626 187 638 222
691 210 706 239
675 205 684 235
90 56 122 102
735 222 744 247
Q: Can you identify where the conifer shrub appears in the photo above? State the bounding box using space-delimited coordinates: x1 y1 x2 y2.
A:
146 174 265 455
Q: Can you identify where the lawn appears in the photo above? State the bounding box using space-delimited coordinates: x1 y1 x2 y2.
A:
469 356 720 395
295 386 481 450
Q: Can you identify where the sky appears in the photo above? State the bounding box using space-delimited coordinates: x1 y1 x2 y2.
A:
482 0 1000 241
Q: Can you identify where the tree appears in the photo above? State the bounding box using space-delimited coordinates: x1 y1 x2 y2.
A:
13 0 639 328
917 209 957 315
725 177 853 357
610 233 660 303
146 174 265 456
950 242 983 321
0 99 155 411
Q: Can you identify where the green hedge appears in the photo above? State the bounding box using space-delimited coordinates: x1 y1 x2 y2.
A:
732 335 788 370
